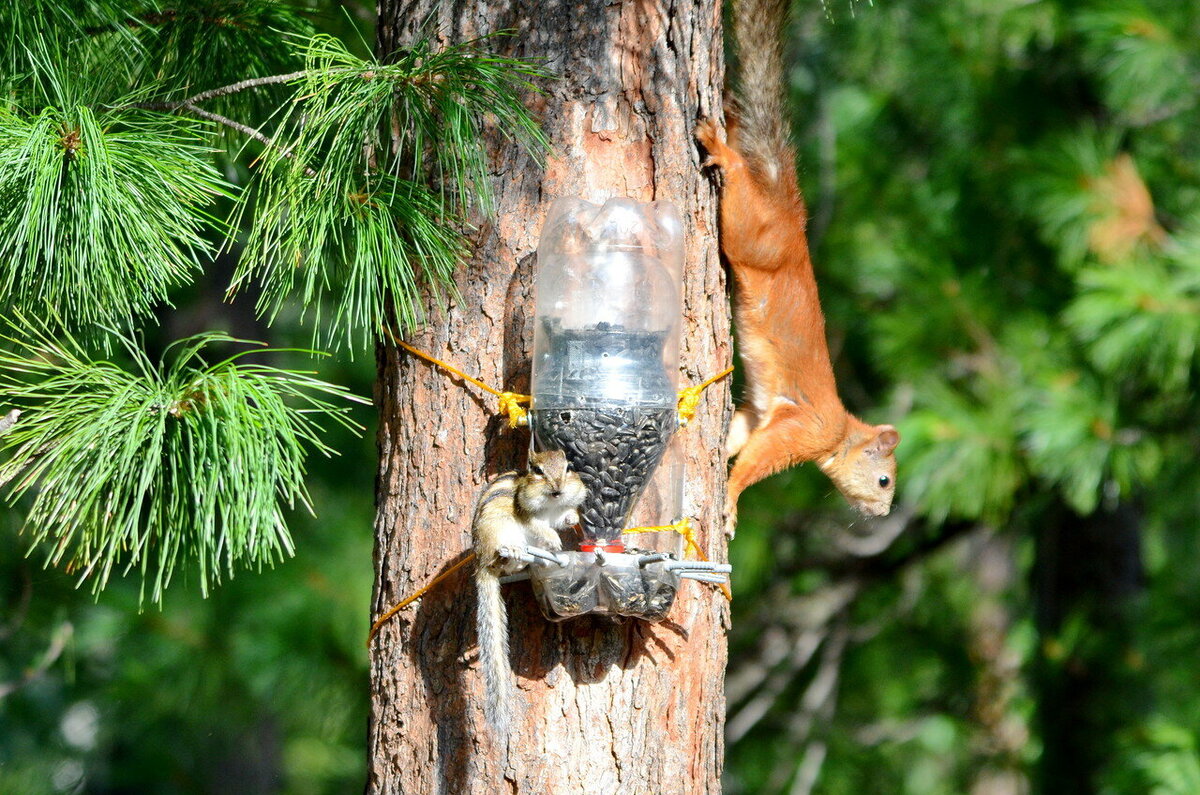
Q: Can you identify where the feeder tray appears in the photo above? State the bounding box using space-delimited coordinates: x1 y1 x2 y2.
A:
501 549 730 622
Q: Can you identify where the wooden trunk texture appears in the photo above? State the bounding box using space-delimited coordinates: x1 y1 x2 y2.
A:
368 1 731 792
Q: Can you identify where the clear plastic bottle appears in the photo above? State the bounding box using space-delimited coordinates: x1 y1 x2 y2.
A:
530 197 684 546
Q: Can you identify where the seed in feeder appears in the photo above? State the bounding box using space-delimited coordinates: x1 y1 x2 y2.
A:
534 406 675 543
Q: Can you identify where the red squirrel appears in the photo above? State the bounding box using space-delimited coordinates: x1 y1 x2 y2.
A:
697 0 899 536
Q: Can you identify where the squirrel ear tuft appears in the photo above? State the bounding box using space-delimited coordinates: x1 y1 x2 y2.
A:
868 425 900 456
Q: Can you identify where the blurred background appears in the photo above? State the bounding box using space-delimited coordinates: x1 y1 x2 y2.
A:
3 0 1199 793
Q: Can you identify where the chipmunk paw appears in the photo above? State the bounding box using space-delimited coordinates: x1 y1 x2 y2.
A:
496 545 523 562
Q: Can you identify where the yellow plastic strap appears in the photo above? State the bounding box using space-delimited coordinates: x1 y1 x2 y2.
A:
623 518 704 559
676 387 704 425
496 392 530 428
676 365 734 425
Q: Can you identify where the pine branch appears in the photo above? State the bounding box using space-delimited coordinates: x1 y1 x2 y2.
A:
101 0 317 111
0 1 139 75
229 33 551 350
1077 6 1197 125
135 56 516 178
898 379 1027 524
0 313 369 603
82 8 261 36
0 409 18 435
139 64 465 112
137 71 309 110
175 102 315 176
178 103 272 145
185 70 311 103
1 22 549 349
83 9 183 35
0 101 233 331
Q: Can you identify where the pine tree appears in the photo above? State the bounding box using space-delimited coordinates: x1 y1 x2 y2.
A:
1 1 732 791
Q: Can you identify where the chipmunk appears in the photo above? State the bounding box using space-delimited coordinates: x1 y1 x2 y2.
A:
472 448 586 739
697 0 899 536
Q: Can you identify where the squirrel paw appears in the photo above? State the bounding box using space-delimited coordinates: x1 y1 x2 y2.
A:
695 118 728 168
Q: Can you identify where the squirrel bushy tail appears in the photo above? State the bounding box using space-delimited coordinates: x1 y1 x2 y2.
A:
730 0 794 185
475 567 513 737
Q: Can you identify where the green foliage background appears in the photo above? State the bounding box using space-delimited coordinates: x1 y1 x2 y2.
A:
2 0 1199 793
725 1 1200 792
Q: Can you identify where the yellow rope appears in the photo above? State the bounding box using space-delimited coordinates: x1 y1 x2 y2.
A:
367 553 476 647
623 517 732 601
384 330 531 428
387 327 729 429
624 517 704 558
676 365 734 425
495 392 530 428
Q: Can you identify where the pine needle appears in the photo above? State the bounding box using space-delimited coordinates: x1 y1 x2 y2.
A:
0 31 235 332
229 33 551 351
0 311 368 604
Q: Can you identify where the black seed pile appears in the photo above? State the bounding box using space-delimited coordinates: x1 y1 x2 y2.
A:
640 565 678 622
532 320 678 543
530 556 682 622
534 406 676 542
600 567 647 614
537 564 686 624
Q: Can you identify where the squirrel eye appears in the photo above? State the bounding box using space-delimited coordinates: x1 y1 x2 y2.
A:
530 464 544 476
879 475 891 488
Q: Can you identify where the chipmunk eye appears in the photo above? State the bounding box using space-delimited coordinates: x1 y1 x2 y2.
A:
530 464 544 477
879 475 891 488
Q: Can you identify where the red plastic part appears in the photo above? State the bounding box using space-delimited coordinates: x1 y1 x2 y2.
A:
579 540 625 553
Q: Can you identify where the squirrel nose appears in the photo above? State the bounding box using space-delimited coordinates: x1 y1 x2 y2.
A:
550 489 562 498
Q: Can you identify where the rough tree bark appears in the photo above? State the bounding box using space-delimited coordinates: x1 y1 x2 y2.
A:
368 1 730 792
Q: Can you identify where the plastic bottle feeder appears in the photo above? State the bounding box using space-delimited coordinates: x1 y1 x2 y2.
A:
521 197 730 621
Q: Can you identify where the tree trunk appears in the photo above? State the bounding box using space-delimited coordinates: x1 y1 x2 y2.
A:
368 1 730 792
966 530 1029 795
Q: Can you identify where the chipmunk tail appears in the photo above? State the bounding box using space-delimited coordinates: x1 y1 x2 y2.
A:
476 567 513 739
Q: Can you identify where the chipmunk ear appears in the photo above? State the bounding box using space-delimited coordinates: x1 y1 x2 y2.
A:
866 425 900 456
